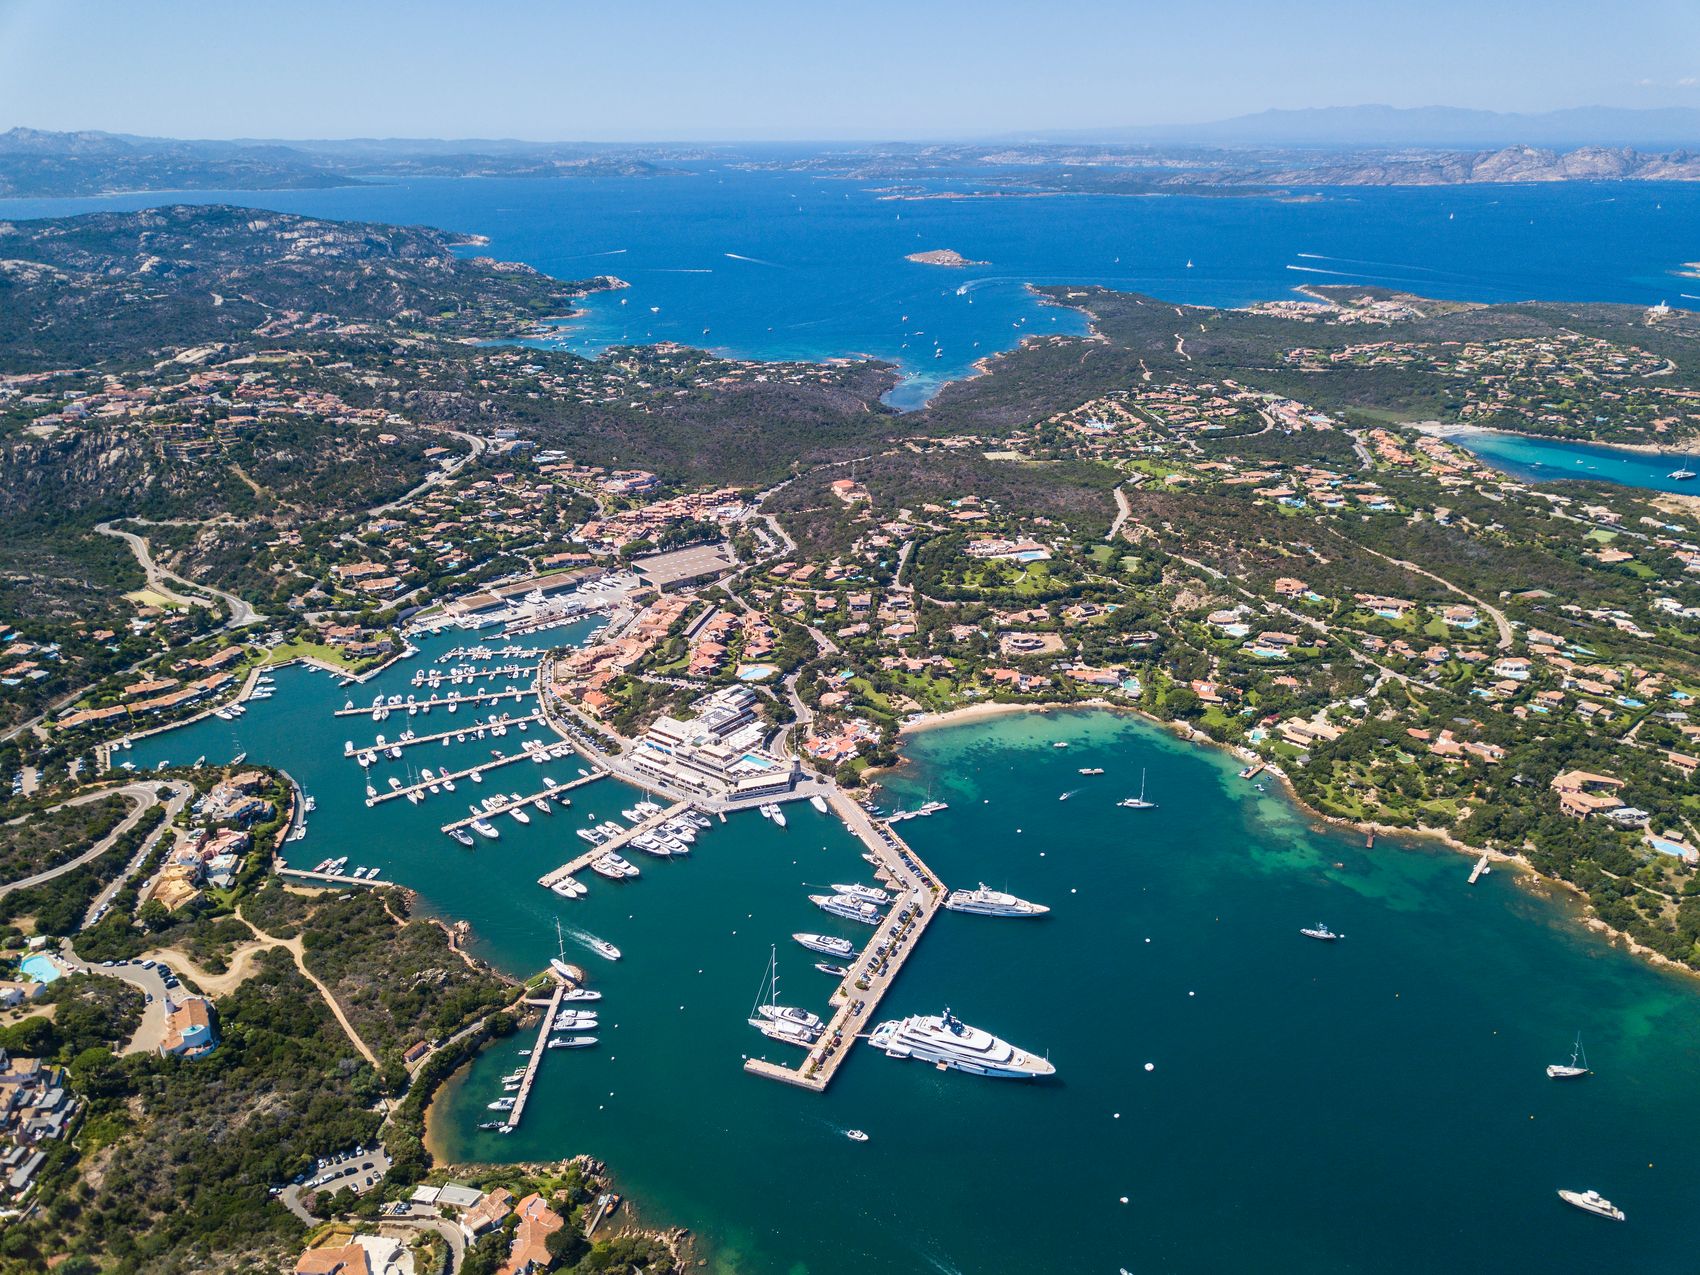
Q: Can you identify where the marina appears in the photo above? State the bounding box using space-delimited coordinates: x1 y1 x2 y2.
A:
536 799 697 890
742 789 945 1093
440 768 608 834
344 713 543 754
363 749 540 805
331 685 532 717
112 619 1700 1273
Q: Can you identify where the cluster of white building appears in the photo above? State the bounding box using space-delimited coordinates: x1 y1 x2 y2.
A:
630 685 797 802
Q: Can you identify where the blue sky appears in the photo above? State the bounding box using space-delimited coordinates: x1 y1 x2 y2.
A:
1 0 1697 140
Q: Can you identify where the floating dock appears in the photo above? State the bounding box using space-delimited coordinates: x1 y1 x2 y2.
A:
536 800 696 890
346 713 543 756
744 790 945 1093
413 662 537 685
366 749 540 806
503 978 566 1131
277 865 385 889
441 767 609 834
333 686 532 718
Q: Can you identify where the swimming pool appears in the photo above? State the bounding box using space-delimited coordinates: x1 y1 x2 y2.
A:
19 954 61 984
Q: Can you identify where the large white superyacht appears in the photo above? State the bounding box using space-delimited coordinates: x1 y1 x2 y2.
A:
868 1007 1055 1079
943 883 1049 916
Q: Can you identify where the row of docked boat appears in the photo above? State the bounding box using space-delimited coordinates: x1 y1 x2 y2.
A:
883 799 948 823
356 686 527 722
307 856 382 881
412 661 533 689
440 643 544 663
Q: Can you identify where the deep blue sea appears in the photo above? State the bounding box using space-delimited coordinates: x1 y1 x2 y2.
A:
4 166 1699 408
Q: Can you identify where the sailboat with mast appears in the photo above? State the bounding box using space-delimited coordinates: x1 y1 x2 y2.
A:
1118 768 1157 810
1546 1032 1592 1079
550 919 576 981
747 945 822 1047
1668 452 1696 481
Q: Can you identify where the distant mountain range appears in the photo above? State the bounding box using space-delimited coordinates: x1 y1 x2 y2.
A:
1030 105 1700 149
6 111 1700 201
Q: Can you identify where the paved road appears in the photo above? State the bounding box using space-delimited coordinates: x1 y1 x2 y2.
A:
95 520 263 627
0 780 189 904
367 428 486 519
1107 482 1133 543
383 1209 466 1271
1343 536 1515 651
78 780 194 928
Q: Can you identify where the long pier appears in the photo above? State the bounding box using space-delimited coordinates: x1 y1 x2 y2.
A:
440 767 609 834
366 749 539 806
413 662 536 685
537 800 695 889
276 865 386 889
503 979 566 1131
744 790 945 1093
345 714 543 756
333 686 531 717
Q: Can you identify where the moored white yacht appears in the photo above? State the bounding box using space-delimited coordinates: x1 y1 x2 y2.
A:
830 882 890 905
1547 1033 1591 1079
944 883 1049 916
747 946 822 1047
793 932 855 958
809 893 882 925
1557 1188 1624 1221
868 1007 1055 1079
550 920 576 980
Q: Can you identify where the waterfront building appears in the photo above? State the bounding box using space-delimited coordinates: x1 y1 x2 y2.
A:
631 685 797 799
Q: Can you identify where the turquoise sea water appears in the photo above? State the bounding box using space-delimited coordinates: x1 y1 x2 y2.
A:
128 629 1700 1274
1443 427 1700 496
5 169 1699 407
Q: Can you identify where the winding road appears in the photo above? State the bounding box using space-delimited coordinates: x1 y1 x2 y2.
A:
0 779 190 902
94 520 263 628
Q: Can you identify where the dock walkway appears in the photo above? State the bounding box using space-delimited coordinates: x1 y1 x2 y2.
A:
744 790 945 1093
1469 853 1492 885
413 662 536 684
441 767 608 833
333 686 531 718
367 749 539 806
277 866 385 889
503 979 565 1131
345 713 542 756
537 800 695 890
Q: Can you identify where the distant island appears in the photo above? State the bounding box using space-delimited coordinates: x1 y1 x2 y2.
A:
905 249 988 267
